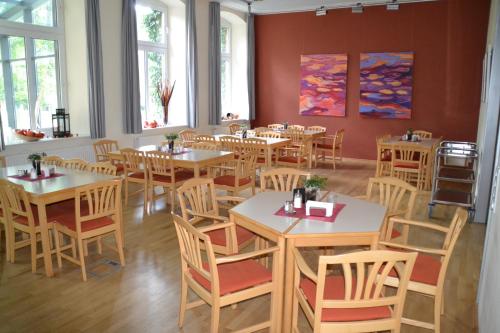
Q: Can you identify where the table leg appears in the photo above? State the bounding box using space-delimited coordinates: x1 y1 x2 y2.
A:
370 234 379 250
267 147 273 167
307 141 313 169
37 203 54 277
194 166 200 178
282 238 295 333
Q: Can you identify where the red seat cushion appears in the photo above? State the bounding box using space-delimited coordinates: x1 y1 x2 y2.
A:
300 276 392 322
257 157 266 164
213 175 252 187
49 200 115 233
388 252 442 285
13 204 62 226
128 171 146 179
206 225 255 247
393 162 419 169
152 170 194 183
277 156 305 163
316 144 334 150
190 259 272 295
391 229 402 239
115 163 125 172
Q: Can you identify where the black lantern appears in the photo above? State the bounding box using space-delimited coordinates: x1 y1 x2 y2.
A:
52 108 71 138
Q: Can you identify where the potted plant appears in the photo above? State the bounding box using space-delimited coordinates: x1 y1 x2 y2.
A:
406 128 413 141
304 176 328 201
27 152 46 176
164 133 179 151
157 80 176 125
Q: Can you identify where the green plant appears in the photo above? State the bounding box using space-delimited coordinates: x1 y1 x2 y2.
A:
27 152 46 161
407 128 413 134
164 133 179 141
304 176 328 189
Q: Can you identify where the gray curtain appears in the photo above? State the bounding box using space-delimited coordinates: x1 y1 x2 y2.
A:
247 12 256 120
0 112 5 151
208 2 221 125
122 0 142 134
186 0 199 128
86 0 106 138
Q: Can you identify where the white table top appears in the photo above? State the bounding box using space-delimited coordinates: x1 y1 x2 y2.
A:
386 136 440 149
136 145 233 162
212 134 290 146
230 191 386 236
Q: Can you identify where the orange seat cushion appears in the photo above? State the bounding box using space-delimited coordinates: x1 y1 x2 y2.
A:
213 175 252 187
300 276 392 322
277 156 305 164
388 252 442 285
316 144 334 150
393 162 419 169
115 163 125 172
391 229 402 239
190 259 272 295
128 171 146 179
152 170 194 183
207 225 255 247
49 200 115 233
257 157 266 164
13 204 63 226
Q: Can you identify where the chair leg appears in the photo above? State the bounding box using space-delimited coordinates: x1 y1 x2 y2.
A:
71 238 76 258
178 276 188 327
77 238 87 282
30 232 37 273
53 228 63 268
441 293 445 315
97 236 103 255
114 230 125 266
210 304 220 333
434 295 441 333
144 182 149 214
291 290 300 333
9 229 15 263
83 239 89 256
124 179 129 207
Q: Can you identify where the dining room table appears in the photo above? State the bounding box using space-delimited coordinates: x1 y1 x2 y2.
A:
229 190 387 333
0 164 121 277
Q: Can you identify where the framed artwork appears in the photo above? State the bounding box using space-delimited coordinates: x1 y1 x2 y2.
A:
299 54 348 117
359 52 414 119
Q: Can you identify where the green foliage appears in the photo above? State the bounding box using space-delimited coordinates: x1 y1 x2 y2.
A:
27 152 46 161
304 176 328 190
164 133 179 141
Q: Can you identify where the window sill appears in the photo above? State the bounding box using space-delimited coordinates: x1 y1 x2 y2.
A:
4 135 93 152
140 125 188 136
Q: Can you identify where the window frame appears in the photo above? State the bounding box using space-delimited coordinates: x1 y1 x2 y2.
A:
220 18 231 117
136 0 169 128
0 0 67 141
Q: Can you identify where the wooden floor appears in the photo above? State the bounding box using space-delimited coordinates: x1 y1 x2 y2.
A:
0 159 484 333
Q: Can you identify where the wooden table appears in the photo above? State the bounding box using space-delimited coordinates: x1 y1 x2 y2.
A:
108 146 234 177
0 165 120 277
229 191 387 333
270 129 325 169
213 134 291 167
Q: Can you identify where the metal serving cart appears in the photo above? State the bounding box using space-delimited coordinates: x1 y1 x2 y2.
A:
428 141 479 218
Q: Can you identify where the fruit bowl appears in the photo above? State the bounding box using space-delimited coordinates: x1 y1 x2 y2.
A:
14 129 45 142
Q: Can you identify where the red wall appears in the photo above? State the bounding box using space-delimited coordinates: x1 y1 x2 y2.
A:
253 0 490 160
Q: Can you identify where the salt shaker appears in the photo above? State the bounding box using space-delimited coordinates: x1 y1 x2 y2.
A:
293 191 302 209
30 168 37 180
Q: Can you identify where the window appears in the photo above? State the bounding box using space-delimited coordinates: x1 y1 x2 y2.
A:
220 20 231 117
136 2 167 129
0 0 64 144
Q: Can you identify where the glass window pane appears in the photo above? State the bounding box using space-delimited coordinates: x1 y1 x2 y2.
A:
34 39 55 57
147 51 165 123
220 26 230 54
9 36 25 60
0 0 55 27
32 0 55 27
138 50 146 122
136 4 164 44
11 60 30 129
35 56 58 128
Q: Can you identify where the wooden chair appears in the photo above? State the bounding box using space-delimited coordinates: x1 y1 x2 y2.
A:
268 123 284 130
242 137 268 167
289 125 305 131
375 135 392 177
307 126 327 132
0 187 9 261
253 127 269 135
378 208 468 333
391 145 430 190
0 156 5 167
219 135 241 156
145 151 194 211
0 179 71 271
258 131 281 139
177 177 254 255
413 130 432 139
195 134 217 143
276 130 309 169
191 142 219 150
121 148 148 213
210 153 257 196
42 155 64 167
62 159 88 171
228 123 242 135
93 139 119 162
53 179 125 281
86 162 117 176
172 214 280 333
358 177 418 242
260 168 311 192
179 129 197 148
292 249 417 333
314 128 345 169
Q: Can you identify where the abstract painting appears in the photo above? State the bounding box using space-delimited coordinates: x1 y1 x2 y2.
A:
299 54 347 117
359 52 414 119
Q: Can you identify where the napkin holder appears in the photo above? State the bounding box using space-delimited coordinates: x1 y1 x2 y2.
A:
306 201 334 217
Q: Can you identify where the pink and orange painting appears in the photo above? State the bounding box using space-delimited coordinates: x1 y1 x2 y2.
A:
359 52 414 119
299 54 348 117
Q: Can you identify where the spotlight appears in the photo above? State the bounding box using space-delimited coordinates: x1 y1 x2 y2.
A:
316 6 327 16
386 0 399 10
352 2 363 14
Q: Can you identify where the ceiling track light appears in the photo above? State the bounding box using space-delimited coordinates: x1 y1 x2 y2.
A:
316 6 327 16
352 2 363 14
386 0 400 10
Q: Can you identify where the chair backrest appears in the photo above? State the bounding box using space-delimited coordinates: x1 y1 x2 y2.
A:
219 135 241 153
376 136 392 162
172 214 218 293
365 177 418 219
413 130 432 139
307 126 326 132
86 162 117 176
228 123 242 135
335 128 345 147
234 153 257 181
195 134 216 143
177 177 219 223
268 123 284 130
74 179 122 233
260 168 311 192
191 142 219 150
145 151 175 181
120 148 146 173
392 145 429 168
242 138 266 157
304 250 416 329
63 159 89 171
289 125 305 131
42 155 64 167
93 139 119 162
0 179 36 229
253 127 269 135
258 131 281 139
284 128 305 146
179 129 196 147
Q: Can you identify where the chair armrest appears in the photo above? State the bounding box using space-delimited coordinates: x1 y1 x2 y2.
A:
378 241 447 256
388 217 449 233
188 210 229 222
216 196 245 203
215 246 280 264
293 248 318 283
197 221 234 233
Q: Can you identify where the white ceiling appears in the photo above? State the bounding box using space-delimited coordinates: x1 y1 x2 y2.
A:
220 0 437 15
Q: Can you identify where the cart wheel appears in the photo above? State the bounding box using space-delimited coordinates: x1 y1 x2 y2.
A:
428 203 434 218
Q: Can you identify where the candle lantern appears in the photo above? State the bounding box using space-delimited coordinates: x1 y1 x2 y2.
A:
52 108 71 138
